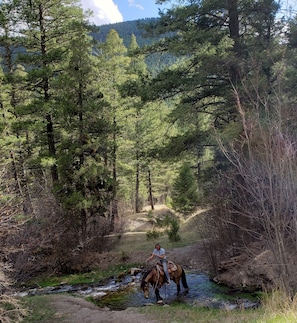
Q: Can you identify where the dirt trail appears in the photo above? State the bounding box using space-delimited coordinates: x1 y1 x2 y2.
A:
48 294 158 323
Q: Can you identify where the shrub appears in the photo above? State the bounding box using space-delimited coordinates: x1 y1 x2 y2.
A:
167 219 181 242
146 230 161 240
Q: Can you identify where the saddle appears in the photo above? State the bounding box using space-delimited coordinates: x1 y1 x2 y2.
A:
156 260 178 275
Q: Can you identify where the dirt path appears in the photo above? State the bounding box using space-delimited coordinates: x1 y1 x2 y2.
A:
48 294 158 323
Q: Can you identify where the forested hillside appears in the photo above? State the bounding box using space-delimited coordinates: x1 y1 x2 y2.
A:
93 19 177 73
1 2 297 318
93 19 156 47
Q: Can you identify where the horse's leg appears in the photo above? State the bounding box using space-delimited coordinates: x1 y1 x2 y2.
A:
181 268 189 291
173 277 181 295
155 288 163 304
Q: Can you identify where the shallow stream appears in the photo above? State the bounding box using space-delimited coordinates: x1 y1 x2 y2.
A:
17 271 260 310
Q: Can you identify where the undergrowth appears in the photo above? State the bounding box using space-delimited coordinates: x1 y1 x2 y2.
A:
26 263 142 288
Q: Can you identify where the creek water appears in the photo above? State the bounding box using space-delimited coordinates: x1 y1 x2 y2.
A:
17 271 259 311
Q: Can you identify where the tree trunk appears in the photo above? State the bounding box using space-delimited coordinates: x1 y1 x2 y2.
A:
110 114 118 231
135 155 141 213
40 3 58 183
227 0 241 84
148 168 154 210
46 113 58 182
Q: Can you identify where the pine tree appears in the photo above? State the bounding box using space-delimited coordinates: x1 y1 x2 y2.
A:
139 0 282 192
53 23 113 241
16 0 86 184
0 0 35 214
118 34 176 212
124 34 149 212
96 29 130 229
171 162 199 215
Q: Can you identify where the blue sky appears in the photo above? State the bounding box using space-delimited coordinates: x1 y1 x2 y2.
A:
80 0 297 26
79 0 172 26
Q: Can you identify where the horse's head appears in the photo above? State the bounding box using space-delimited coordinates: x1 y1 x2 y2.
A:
141 269 151 299
141 279 149 298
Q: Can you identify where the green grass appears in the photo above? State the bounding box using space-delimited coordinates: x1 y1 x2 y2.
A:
27 263 142 288
111 214 201 254
21 295 57 323
135 301 297 323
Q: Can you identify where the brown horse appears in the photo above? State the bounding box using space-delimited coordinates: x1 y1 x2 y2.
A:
140 261 189 304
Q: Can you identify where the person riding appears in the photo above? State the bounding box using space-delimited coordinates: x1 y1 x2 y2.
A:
146 243 171 285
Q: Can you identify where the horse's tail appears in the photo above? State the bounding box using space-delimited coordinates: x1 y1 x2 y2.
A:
181 267 189 289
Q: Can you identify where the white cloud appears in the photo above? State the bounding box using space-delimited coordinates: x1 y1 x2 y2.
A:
80 0 124 25
128 0 144 10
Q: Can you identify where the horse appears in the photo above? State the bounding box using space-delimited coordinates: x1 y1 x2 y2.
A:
140 261 189 304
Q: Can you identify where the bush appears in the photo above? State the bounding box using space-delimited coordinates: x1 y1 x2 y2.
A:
167 219 181 242
146 230 161 240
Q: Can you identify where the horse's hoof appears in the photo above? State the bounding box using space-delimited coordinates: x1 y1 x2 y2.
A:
157 300 163 304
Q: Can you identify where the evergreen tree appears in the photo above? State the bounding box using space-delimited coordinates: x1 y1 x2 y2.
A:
96 29 130 229
138 0 281 192
119 34 177 212
121 34 149 212
16 0 86 184
171 162 199 215
53 23 113 242
0 1 36 214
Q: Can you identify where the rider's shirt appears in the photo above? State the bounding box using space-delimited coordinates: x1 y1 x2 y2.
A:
153 247 166 260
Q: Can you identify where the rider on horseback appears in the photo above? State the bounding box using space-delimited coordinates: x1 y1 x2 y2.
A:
146 243 171 285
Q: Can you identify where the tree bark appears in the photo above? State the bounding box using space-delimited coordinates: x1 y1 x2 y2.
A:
227 0 241 84
148 168 154 210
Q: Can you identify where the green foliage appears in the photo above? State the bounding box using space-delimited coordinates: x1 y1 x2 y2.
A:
155 214 172 227
134 0 283 202
94 19 177 72
167 219 181 242
171 162 199 215
146 212 181 241
1 0 296 297
165 195 173 209
146 230 161 240
26 263 142 288
90 288 132 310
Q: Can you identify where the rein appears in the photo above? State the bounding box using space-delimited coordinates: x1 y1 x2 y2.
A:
153 265 161 290
143 265 161 293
